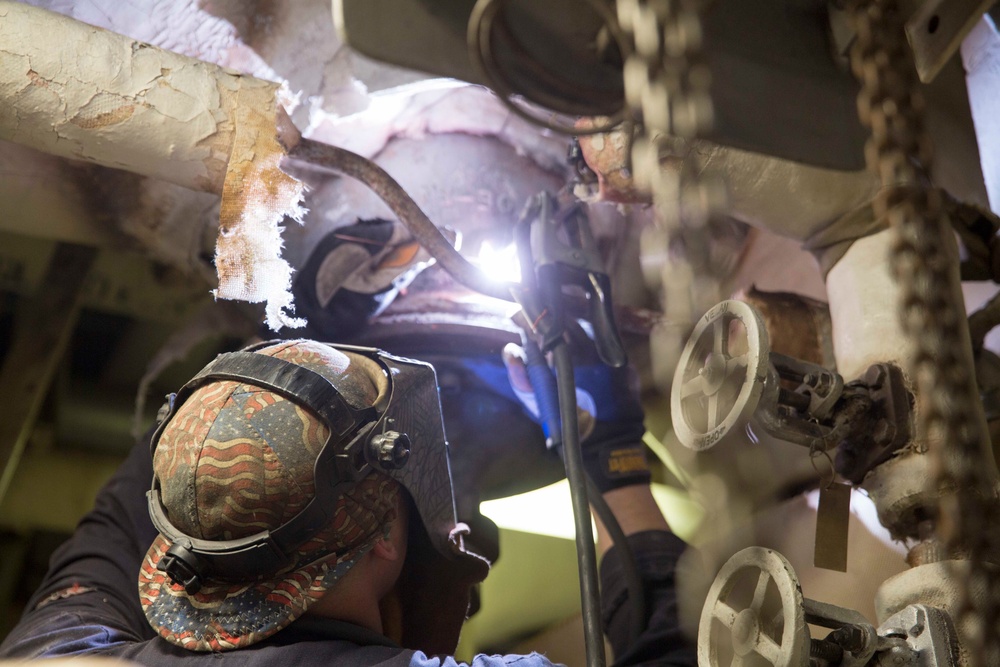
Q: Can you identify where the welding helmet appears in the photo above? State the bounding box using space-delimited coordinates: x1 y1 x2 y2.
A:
139 339 492 653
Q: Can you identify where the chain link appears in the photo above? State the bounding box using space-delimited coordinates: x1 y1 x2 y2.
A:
620 0 1000 661
616 0 726 378
847 1 1000 664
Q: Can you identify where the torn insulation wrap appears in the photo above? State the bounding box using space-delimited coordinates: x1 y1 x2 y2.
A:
216 97 306 330
0 1 305 330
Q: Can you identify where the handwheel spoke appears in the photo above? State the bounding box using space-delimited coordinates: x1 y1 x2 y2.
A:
751 570 771 611
713 317 729 355
755 634 782 665
725 354 749 375
713 601 739 628
698 546 806 667
681 374 707 399
708 394 720 427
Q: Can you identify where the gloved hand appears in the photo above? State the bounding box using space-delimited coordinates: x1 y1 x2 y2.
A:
502 322 651 494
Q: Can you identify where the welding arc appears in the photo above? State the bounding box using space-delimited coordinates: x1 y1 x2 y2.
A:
288 138 517 302
289 139 669 337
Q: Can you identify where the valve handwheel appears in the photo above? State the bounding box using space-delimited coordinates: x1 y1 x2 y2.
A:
671 300 770 450
699 547 810 667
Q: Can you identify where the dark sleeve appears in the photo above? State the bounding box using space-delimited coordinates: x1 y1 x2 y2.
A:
0 439 420 667
600 531 697 666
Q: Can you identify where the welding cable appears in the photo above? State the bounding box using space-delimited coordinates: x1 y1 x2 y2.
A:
288 139 516 303
524 330 647 645
523 337 563 447
586 475 648 645
553 341 606 667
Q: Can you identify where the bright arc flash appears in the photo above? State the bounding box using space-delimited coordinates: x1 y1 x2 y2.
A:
476 240 521 283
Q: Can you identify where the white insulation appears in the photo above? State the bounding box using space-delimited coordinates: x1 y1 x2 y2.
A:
963 15 1000 215
0 1 305 329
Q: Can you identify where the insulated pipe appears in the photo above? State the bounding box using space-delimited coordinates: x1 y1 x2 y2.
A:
0 1 306 329
695 143 880 242
826 228 997 534
0 1 261 194
963 16 1000 214
825 230 917 382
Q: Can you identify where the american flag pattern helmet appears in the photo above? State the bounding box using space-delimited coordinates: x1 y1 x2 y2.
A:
138 340 400 651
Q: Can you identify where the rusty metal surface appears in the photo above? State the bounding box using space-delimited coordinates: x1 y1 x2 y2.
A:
834 364 913 485
576 123 648 204
735 287 835 370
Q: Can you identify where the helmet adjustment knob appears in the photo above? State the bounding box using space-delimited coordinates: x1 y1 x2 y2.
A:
369 431 411 470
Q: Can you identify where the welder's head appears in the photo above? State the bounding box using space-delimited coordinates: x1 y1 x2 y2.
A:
139 340 493 653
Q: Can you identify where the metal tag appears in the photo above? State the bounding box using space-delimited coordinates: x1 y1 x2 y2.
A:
814 482 851 572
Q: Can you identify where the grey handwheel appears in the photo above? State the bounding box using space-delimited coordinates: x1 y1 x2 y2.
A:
671 300 769 450
698 547 810 667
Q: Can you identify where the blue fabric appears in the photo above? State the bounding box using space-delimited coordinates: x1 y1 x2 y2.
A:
410 650 557 666
456 356 521 405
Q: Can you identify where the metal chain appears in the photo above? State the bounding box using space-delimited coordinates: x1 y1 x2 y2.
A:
620 0 1000 661
615 0 726 377
847 1 1000 663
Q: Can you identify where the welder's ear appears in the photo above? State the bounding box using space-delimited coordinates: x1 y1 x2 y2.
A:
374 494 408 563
372 536 402 561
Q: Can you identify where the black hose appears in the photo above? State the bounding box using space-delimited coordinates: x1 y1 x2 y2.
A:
288 138 516 303
586 476 647 644
553 342 606 667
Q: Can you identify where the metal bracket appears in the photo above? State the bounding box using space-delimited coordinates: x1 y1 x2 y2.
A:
876 604 959 666
834 364 913 484
905 0 995 83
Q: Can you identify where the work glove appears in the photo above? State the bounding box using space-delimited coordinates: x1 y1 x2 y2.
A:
502 323 651 494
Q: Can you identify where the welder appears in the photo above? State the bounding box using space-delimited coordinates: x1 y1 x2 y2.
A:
0 337 695 666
